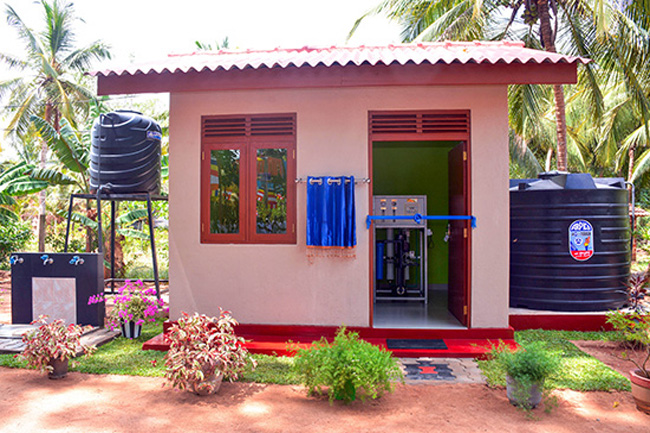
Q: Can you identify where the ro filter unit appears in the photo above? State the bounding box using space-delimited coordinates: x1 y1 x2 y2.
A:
373 195 428 303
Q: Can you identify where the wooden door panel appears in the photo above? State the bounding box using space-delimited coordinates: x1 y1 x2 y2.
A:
448 142 469 326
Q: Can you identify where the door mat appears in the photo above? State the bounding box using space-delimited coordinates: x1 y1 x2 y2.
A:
404 361 455 381
386 339 447 350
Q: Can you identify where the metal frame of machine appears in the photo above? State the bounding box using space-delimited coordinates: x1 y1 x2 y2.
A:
373 195 428 303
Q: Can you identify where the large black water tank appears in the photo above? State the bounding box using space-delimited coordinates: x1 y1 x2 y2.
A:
510 172 630 312
90 111 162 195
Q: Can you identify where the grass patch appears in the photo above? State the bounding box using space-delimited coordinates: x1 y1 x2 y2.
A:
1 325 631 392
478 329 630 392
0 321 299 384
0 320 167 377
71 322 167 377
240 354 299 385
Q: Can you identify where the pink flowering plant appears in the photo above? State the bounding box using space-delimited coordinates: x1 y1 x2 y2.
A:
20 315 96 373
164 310 255 394
88 280 166 331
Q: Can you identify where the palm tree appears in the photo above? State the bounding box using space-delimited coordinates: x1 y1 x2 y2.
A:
0 0 110 251
351 1 638 173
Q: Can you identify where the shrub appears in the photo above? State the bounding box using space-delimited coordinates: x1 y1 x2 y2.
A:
88 280 166 331
164 311 253 394
292 327 404 403
606 310 650 377
0 219 32 269
484 341 560 410
491 341 560 384
20 315 95 373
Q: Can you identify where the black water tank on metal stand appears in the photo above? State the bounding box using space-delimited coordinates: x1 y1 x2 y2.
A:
90 110 162 194
509 172 630 311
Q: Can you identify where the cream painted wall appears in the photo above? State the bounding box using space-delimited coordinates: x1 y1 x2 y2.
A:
168 85 509 328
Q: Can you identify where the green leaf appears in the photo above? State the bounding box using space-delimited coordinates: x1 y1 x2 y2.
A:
2 175 48 196
28 168 77 186
117 228 150 240
116 209 149 225
55 209 98 230
0 161 32 184
30 116 87 173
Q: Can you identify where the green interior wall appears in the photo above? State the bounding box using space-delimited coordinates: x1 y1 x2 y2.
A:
372 141 459 285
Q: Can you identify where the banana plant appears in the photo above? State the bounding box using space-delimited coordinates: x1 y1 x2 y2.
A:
0 161 49 223
30 115 89 193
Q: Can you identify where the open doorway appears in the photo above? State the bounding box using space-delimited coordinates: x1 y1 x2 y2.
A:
371 140 469 329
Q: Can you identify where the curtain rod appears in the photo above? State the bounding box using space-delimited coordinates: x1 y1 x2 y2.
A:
295 177 371 184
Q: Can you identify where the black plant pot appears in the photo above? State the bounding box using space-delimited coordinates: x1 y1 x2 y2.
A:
48 357 69 380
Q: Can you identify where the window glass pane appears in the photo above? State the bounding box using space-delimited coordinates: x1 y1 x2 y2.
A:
210 149 240 234
256 148 287 234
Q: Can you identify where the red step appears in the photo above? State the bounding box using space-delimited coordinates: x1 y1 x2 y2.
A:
143 323 516 358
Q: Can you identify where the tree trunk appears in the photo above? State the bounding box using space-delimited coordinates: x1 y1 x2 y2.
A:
537 0 568 172
545 147 553 172
628 145 636 182
37 104 54 252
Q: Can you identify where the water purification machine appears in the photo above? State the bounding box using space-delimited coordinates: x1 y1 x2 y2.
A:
373 195 428 303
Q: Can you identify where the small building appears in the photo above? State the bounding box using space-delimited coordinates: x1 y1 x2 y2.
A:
92 42 585 339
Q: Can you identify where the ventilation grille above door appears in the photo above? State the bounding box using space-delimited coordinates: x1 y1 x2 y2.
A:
370 111 470 136
203 114 296 139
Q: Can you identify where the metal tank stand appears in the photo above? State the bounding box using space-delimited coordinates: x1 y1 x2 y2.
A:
64 192 168 299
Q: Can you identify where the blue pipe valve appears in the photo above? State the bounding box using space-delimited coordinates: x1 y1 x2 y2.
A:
69 256 85 266
40 254 54 266
9 255 23 265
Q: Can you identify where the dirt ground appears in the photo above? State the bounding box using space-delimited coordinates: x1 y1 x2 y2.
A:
0 368 648 433
1 269 649 432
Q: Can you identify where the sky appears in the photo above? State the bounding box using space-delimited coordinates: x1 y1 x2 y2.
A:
0 0 401 73
0 0 401 159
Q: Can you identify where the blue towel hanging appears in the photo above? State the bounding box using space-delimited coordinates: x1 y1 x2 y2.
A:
306 176 356 249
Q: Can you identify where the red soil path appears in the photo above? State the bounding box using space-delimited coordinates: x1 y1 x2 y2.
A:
0 367 648 433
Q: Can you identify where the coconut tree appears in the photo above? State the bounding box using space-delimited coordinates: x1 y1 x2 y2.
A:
350 1 639 173
0 0 110 251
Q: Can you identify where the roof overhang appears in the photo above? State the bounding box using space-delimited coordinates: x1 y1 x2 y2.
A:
91 42 588 96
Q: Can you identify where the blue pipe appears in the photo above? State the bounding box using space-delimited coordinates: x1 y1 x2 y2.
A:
366 213 477 229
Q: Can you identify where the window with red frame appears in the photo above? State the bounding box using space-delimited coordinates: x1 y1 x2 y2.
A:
200 114 296 244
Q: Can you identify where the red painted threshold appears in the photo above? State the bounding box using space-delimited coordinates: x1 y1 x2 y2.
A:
143 323 516 358
509 314 614 332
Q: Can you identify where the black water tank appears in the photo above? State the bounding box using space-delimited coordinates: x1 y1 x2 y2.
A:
90 111 162 194
510 172 630 311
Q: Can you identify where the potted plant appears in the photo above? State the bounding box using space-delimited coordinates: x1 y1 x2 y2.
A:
19 315 96 379
487 341 559 409
89 280 165 338
607 310 650 414
163 310 254 396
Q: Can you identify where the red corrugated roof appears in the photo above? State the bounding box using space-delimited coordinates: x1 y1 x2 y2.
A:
90 41 588 77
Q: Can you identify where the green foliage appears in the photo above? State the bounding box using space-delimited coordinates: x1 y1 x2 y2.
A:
606 310 650 376
0 218 32 269
478 330 631 392
44 219 84 253
292 327 403 403
488 341 560 384
163 311 254 394
20 316 95 373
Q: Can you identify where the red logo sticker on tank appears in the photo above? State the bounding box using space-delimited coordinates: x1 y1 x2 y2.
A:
569 219 594 261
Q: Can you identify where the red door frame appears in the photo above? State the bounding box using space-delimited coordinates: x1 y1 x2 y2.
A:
367 110 472 328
